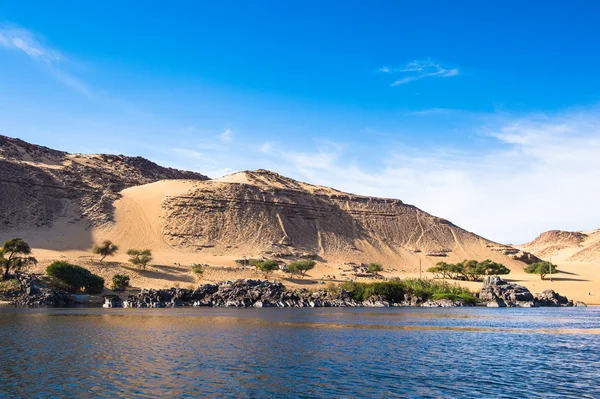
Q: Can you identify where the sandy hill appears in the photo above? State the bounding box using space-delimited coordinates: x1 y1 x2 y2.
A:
0 134 208 234
520 229 600 262
4 136 600 303
0 136 536 268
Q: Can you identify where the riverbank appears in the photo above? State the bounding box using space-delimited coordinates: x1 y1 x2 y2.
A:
1 273 582 308
103 277 579 309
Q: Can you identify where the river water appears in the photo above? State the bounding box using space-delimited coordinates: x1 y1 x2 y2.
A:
1 307 599 398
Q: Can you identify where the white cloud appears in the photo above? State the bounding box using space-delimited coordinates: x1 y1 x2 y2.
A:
0 25 90 96
259 141 274 154
219 128 233 143
379 59 459 86
247 108 600 244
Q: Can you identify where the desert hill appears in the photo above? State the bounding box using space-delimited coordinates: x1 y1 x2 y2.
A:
0 134 208 233
150 169 532 268
520 229 600 262
3 135 600 303
0 135 535 269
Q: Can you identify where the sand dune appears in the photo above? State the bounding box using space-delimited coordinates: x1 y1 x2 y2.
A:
3 136 599 304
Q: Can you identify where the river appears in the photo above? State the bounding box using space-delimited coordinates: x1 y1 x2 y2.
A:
1 307 599 398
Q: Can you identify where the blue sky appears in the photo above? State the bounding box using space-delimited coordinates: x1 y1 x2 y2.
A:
1 1 600 243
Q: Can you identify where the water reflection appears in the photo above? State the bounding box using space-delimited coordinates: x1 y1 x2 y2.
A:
1 307 599 398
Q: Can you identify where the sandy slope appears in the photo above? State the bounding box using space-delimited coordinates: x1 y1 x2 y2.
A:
6 176 596 304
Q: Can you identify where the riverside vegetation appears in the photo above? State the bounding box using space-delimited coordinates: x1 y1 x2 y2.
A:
0 238 577 308
427 259 511 281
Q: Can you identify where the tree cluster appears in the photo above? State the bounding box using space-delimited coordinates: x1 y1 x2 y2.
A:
428 259 510 281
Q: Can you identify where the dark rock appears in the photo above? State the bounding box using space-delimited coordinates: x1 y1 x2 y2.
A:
103 296 122 308
479 276 572 307
534 290 573 307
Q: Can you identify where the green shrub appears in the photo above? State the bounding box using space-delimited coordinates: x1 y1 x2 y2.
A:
0 279 20 295
46 261 105 294
191 264 204 275
431 292 478 305
340 278 475 303
367 263 383 274
112 274 130 291
127 249 152 270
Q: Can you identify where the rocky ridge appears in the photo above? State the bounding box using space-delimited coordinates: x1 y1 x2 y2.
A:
0 135 208 230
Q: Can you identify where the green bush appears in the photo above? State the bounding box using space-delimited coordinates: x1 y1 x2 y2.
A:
431 292 478 305
127 249 152 270
112 274 130 291
191 264 204 275
341 278 476 304
46 261 105 294
367 263 383 274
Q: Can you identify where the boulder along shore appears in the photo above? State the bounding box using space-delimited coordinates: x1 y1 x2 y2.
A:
1 273 583 308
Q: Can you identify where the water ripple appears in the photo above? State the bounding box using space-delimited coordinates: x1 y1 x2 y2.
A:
1 307 599 398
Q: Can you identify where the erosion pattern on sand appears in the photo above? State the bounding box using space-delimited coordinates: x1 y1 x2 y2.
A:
0 135 209 231
158 170 530 267
1 136 534 268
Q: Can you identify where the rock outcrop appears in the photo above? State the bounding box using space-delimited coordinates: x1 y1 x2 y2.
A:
478 276 573 307
2 274 76 306
118 279 468 308
0 134 208 231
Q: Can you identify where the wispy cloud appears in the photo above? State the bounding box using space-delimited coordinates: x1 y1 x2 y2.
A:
380 59 459 86
0 25 90 96
259 141 274 154
219 128 233 143
240 108 600 243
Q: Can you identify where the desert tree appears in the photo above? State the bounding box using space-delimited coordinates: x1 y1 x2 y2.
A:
127 249 153 270
367 263 383 275
288 260 316 278
0 238 37 280
524 261 557 280
93 240 119 261
256 260 279 278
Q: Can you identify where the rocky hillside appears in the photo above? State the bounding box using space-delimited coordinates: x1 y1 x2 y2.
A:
0 135 209 230
520 229 600 262
1 136 536 268
155 169 534 266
